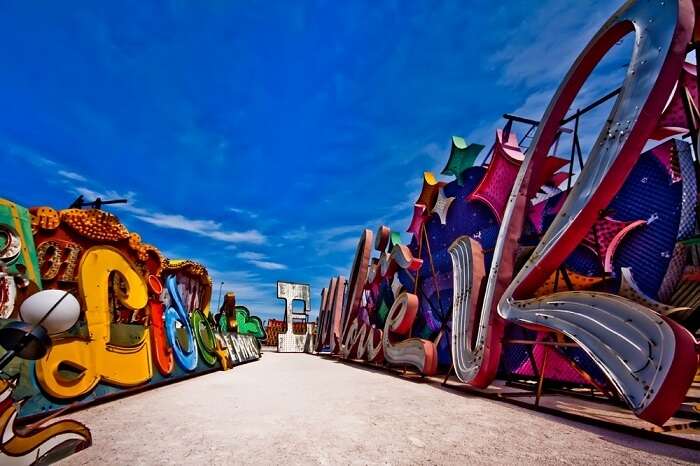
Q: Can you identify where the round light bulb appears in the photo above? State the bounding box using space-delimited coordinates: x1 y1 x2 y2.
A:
19 290 81 335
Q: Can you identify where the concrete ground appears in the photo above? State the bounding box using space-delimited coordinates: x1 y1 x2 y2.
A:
61 352 700 465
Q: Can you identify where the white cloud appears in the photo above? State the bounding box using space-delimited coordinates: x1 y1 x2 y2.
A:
320 224 365 239
74 186 266 245
235 251 287 270
282 223 365 256
229 207 259 219
149 249 287 319
509 88 557 122
282 226 309 241
466 0 630 163
236 251 267 261
3 140 57 168
311 224 366 256
333 235 361 251
207 268 272 310
58 170 87 182
74 186 134 201
133 212 264 244
419 141 449 163
204 229 266 244
133 212 219 230
249 260 287 270
490 0 618 89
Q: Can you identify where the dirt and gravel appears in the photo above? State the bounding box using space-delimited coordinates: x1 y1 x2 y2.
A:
60 351 700 465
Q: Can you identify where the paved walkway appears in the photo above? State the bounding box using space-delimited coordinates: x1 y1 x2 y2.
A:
61 352 700 465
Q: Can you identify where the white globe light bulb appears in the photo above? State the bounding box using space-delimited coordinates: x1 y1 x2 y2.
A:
19 290 81 335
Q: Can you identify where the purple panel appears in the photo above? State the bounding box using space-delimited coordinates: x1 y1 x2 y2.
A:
406 167 498 365
564 245 605 277
609 143 684 299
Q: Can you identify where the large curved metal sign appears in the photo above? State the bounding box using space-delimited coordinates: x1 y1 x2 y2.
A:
451 0 697 424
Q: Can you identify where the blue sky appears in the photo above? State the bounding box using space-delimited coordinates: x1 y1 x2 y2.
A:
1 0 629 320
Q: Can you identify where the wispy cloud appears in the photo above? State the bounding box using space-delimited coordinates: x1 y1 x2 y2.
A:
249 260 287 270
74 186 135 202
58 170 87 182
282 226 309 241
490 0 616 89
74 186 266 244
419 141 450 164
282 223 365 256
3 140 58 168
206 268 273 311
467 1 631 164
332 236 361 252
229 207 259 219
314 224 365 256
236 251 266 261
236 251 287 270
319 224 364 238
135 212 264 244
202 228 265 244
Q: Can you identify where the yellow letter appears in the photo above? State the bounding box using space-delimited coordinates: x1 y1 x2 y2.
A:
35 246 152 398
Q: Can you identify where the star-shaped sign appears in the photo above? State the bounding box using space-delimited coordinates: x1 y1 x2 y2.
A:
377 299 391 322
389 231 402 249
406 204 428 238
415 172 444 211
440 136 485 186
432 187 455 225
374 225 391 252
390 275 403 299
390 243 423 272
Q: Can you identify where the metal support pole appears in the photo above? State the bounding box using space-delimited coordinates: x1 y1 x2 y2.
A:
442 364 454 386
535 347 549 407
0 349 16 372
561 87 622 124
216 281 224 312
567 111 580 191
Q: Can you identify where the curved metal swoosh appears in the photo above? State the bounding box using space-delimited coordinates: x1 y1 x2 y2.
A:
502 291 697 424
449 236 490 383
490 0 697 426
383 292 438 375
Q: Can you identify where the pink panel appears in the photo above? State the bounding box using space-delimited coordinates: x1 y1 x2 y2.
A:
652 62 698 140
468 129 524 222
